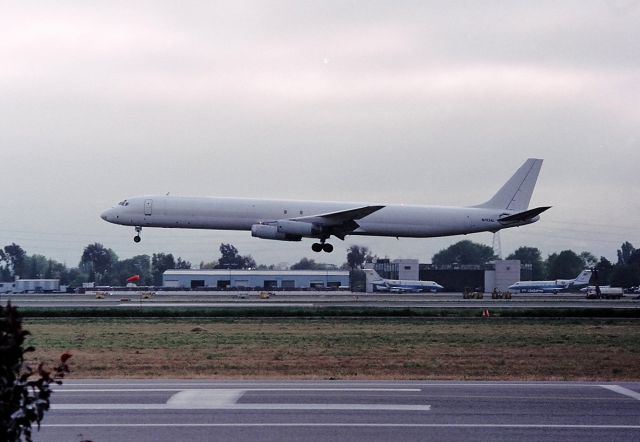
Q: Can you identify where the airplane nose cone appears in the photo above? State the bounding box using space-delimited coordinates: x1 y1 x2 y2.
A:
100 209 111 221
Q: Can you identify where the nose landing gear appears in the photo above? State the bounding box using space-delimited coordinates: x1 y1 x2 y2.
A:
134 226 142 243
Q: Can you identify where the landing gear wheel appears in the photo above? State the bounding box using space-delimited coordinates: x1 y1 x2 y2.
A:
133 226 142 243
322 243 333 253
311 243 323 252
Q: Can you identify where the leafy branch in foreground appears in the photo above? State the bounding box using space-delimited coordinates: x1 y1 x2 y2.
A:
1 302 72 442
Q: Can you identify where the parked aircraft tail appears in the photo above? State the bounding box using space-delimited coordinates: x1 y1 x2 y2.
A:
572 269 593 286
363 268 383 281
474 158 543 211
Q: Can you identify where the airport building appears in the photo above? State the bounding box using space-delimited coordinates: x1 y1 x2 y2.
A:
162 270 350 290
162 259 527 292
484 260 521 292
369 258 526 292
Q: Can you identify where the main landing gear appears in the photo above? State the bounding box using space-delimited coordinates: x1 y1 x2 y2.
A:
311 239 333 253
133 226 142 243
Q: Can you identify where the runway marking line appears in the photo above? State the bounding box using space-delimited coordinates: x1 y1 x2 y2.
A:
52 404 432 411
53 387 431 411
600 385 640 401
54 388 422 393
58 382 627 387
40 423 640 429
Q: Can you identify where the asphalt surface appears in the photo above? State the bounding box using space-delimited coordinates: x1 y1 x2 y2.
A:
35 380 640 442
4 291 640 309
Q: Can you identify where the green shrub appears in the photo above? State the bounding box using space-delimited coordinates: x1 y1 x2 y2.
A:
1 302 71 442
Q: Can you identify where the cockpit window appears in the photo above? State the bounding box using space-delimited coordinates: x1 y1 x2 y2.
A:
118 200 129 206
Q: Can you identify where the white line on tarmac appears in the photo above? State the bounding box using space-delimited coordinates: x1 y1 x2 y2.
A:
40 423 640 429
600 385 640 401
55 388 422 393
58 382 605 387
52 404 431 411
167 389 244 407
120 303 315 307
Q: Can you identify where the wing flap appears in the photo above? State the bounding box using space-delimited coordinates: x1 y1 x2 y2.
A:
293 205 385 225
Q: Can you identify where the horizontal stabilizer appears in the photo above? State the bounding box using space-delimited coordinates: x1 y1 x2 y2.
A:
499 206 551 223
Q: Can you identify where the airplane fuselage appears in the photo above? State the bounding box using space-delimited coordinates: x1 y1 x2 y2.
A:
508 281 569 294
101 195 538 239
374 280 443 293
101 159 548 252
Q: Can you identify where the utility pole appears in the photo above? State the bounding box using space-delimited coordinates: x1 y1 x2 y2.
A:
492 231 503 260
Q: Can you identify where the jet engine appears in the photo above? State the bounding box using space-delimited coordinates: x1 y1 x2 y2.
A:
251 220 321 241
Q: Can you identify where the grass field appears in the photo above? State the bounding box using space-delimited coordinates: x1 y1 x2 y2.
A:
25 317 640 380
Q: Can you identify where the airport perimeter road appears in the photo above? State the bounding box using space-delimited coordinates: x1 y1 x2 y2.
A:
37 380 640 442
5 292 640 309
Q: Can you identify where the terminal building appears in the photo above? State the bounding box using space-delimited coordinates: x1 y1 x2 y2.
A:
162 270 350 290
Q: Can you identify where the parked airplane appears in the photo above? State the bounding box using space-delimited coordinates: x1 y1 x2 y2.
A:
508 269 592 294
101 158 549 253
363 268 443 293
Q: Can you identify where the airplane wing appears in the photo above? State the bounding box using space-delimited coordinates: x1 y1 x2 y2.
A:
293 205 385 225
499 206 551 223
290 205 385 240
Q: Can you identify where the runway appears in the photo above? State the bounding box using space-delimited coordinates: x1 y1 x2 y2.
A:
5 291 640 310
36 380 640 442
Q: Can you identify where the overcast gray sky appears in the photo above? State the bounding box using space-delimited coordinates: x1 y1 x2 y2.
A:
1 1 638 268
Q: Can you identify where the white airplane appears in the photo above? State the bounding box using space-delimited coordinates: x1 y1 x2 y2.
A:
101 158 549 253
363 268 443 293
508 269 592 294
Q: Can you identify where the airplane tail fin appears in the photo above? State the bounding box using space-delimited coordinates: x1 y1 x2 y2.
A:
474 159 543 211
573 269 593 285
363 268 383 281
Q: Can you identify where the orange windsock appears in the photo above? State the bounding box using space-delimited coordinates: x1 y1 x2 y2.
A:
126 275 141 283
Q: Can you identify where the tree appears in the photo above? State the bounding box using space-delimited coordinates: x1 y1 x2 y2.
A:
175 257 191 269
594 257 614 286
506 246 545 279
290 258 320 270
22 255 49 280
64 267 88 288
217 243 240 269
629 249 640 266
214 243 256 270
114 255 152 286
617 241 635 265
580 251 598 268
432 240 496 266
545 250 585 279
1 302 71 442
79 243 117 285
151 253 176 286
346 245 374 269
610 264 640 288
1 244 27 278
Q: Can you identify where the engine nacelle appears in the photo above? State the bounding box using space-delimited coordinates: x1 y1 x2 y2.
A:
251 220 322 241
275 220 321 237
251 224 301 241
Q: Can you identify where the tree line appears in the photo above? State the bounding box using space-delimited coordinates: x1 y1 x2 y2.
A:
1 240 639 288
430 239 640 288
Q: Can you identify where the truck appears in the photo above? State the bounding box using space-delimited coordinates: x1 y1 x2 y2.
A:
585 286 624 300
13 279 60 293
